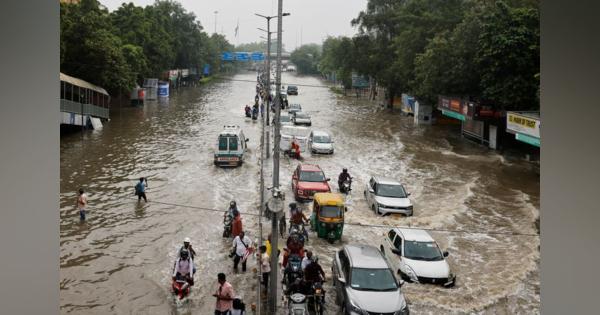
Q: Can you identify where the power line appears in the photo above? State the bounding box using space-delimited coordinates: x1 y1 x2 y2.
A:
127 197 539 238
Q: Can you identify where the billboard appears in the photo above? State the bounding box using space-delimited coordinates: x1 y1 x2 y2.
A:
507 112 540 139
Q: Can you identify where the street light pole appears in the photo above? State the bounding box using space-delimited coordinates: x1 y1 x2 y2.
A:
214 11 218 34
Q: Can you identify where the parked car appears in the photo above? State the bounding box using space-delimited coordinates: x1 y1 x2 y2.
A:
287 85 298 95
214 125 249 167
288 103 302 115
309 130 334 154
332 244 409 315
291 164 331 201
364 176 413 216
292 112 312 126
380 228 456 287
276 114 293 126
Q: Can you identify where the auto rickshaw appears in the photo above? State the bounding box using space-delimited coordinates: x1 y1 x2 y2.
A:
310 193 346 243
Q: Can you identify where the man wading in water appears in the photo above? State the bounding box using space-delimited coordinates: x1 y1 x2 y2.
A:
77 188 87 221
135 177 147 202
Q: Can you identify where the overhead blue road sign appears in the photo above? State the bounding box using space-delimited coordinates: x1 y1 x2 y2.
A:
222 52 234 61
251 52 265 61
235 52 250 61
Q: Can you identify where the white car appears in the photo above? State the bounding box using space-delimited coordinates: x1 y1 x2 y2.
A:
275 114 293 126
292 112 312 126
380 228 456 287
364 176 413 216
309 130 334 154
288 103 302 115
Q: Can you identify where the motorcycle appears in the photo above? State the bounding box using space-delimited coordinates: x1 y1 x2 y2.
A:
172 278 190 300
309 281 325 315
284 254 304 287
339 177 353 194
244 106 252 118
252 107 258 120
289 222 309 244
223 210 233 238
287 292 310 315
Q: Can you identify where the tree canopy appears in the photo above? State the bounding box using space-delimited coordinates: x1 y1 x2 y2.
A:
60 0 234 94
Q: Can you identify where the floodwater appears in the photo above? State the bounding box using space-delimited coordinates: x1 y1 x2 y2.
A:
60 72 540 314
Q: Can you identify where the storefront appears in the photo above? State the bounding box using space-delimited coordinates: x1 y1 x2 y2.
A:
506 111 540 147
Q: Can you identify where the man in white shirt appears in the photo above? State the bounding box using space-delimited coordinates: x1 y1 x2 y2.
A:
172 249 194 290
301 250 313 271
232 231 252 272
259 245 271 291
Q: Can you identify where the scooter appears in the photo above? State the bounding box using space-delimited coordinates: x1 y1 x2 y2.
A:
310 281 325 315
289 222 309 243
244 106 252 118
339 177 353 194
287 293 310 315
252 107 258 120
172 279 190 300
223 210 233 238
284 254 304 287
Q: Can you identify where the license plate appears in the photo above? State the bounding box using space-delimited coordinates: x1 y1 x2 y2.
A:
218 157 238 161
391 213 402 218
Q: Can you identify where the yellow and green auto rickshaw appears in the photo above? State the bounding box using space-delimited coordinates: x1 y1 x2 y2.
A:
310 193 346 243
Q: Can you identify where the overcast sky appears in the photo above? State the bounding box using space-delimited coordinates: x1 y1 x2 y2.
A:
100 0 368 51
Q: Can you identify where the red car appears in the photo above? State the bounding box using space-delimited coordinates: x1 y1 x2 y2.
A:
292 164 331 201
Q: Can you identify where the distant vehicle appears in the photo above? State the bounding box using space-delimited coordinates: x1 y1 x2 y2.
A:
364 176 413 216
309 130 334 154
291 164 331 201
288 103 302 115
292 112 312 126
287 85 298 95
280 125 310 153
380 228 456 287
332 244 409 315
214 125 249 167
276 114 293 126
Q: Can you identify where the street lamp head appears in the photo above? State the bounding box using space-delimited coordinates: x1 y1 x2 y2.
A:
283 13 291 16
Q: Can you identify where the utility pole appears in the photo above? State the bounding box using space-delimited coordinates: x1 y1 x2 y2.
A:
269 1 284 312
266 22 272 159
214 11 218 34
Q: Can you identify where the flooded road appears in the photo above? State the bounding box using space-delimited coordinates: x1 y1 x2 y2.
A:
60 71 539 314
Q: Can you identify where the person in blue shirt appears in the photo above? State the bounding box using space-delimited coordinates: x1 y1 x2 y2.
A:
135 177 147 202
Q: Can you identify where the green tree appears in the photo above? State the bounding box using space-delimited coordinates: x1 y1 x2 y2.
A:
290 44 321 75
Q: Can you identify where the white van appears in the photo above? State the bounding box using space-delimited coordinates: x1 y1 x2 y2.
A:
280 125 310 153
214 125 249 167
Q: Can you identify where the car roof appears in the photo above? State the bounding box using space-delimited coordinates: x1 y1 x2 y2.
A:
312 130 330 137
394 228 434 242
219 125 241 136
299 164 323 172
373 176 401 185
344 244 389 269
288 85 297 88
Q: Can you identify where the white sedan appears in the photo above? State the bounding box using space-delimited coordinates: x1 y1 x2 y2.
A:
380 228 456 287
364 176 413 216
309 130 334 154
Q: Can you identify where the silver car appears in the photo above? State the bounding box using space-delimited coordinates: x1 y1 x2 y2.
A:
332 244 409 315
364 176 413 216
309 130 334 154
293 112 312 126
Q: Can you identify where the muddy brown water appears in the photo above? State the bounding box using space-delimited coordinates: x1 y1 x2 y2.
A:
60 72 539 314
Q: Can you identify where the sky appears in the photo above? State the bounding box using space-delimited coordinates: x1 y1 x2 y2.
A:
100 0 368 51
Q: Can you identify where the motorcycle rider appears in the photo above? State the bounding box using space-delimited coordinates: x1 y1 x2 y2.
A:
172 249 194 289
179 237 197 275
304 255 326 302
289 203 308 229
286 278 311 296
226 201 239 218
338 168 352 191
244 104 251 117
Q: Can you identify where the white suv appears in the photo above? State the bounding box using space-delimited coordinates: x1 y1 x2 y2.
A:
364 176 413 216
380 228 456 287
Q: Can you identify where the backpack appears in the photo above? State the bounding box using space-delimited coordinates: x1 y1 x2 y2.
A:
232 298 245 311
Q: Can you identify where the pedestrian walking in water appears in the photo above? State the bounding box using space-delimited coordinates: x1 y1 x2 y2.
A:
259 245 270 291
77 188 87 221
135 177 147 202
260 102 264 117
232 231 252 272
213 272 234 315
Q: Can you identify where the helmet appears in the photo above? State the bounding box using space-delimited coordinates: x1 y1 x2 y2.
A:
230 200 237 208
290 228 298 235
289 202 297 210
180 249 189 259
183 237 191 244
342 168 348 173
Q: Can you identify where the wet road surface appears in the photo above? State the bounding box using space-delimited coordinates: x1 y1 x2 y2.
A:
60 71 539 314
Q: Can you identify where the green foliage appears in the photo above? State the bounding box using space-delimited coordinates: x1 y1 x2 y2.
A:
290 44 321 75
236 42 268 53
61 0 234 94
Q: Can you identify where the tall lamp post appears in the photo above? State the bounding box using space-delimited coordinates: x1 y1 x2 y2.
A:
256 7 290 314
213 11 218 34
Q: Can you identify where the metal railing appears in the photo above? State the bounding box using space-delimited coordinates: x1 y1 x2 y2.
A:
60 99 109 119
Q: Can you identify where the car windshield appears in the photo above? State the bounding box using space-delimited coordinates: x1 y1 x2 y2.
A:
320 205 342 218
404 241 443 261
295 113 309 118
299 171 325 182
313 135 331 143
377 184 407 198
280 116 290 122
350 268 398 291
